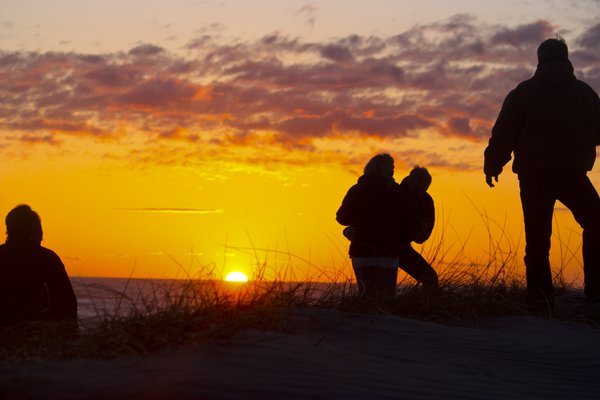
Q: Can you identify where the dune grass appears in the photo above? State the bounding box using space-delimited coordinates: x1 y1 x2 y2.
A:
0 214 594 360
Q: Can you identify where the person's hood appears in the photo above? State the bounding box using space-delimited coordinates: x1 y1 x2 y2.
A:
533 60 576 88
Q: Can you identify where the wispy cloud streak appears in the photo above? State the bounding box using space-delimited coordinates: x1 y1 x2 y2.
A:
117 208 225 214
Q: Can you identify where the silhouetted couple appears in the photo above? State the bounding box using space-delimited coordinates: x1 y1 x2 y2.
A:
485 38 600 308
337 155 438 299
0 205 77 328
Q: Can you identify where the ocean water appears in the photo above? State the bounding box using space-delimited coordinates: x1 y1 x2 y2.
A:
71 277 172 321
70 277 352 325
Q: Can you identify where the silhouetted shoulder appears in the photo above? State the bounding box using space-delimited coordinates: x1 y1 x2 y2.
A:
576 79 600 100
38 246 64 263
37 247 71 286
499 80 536 109
0 243 68 285
336 174 397 227
514 78 535 90
422 191 434 209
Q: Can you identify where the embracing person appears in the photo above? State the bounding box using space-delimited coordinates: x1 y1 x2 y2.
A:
337 154 438 299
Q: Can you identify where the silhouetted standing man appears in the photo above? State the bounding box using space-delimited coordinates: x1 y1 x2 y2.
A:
0 205 77 327
484 38 600 307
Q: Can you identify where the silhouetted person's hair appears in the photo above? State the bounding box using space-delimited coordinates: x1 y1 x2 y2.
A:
364 153 394 178
406 166 432 191
6 204 43 244
537 37 568 64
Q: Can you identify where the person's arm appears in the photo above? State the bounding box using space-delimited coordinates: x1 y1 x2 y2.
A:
45 251 77 322
342 226 358 241
413 194 434 244
484 87 528 187
336 185 362 226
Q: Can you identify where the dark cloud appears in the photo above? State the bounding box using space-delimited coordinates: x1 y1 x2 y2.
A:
117 77 199 108
581 66 600 93
297 3 317 28
17 134 61 145
184 34 215 50
320 44 354 62
83 65 141 87
447 116 473 136
490 20 555 48
128 44 165 56
8 117 109 138
576 22 600 50
1 16 599 170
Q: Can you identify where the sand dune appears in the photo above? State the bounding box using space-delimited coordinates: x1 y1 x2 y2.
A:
2 303 600 399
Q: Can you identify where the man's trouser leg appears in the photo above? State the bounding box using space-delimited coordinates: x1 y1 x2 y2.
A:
555 174 600 302
519 176 555 302
397 243 438 288
353 267 398 298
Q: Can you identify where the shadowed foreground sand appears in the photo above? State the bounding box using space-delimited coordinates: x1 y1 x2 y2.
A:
2 302 600 399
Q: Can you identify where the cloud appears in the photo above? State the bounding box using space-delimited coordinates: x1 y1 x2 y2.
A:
116 77 200 108
576 22 600 50
128 44 165 56
17 134 61 145
447 116 473 136
117 208 224 214
320 44 354 62
8 117 109 138
1 16 599 171
297 3 317 28
490 20 555 48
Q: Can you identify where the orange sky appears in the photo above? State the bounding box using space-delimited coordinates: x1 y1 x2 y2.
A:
1 2 599 284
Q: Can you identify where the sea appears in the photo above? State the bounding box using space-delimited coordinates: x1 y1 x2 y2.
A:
71 277 160 320
70 277 351 327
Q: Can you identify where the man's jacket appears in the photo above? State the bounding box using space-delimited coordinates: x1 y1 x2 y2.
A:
0 241 77 326
398 177 435 245
484 60 600 176
336 174 408 257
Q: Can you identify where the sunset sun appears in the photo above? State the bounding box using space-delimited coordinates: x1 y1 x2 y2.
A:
225 271 249 283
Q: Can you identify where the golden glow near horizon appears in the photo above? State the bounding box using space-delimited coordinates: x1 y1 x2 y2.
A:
1 1 599 285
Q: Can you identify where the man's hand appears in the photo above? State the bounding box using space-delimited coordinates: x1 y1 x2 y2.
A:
486 174 499 188
343 226 358 241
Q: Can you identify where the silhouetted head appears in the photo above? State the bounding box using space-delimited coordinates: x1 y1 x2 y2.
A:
537 37 568 64
5 204 43 245
364 153 394 178
406 166 432 192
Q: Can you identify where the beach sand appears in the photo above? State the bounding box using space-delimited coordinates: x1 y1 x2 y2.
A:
1 298 600 399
